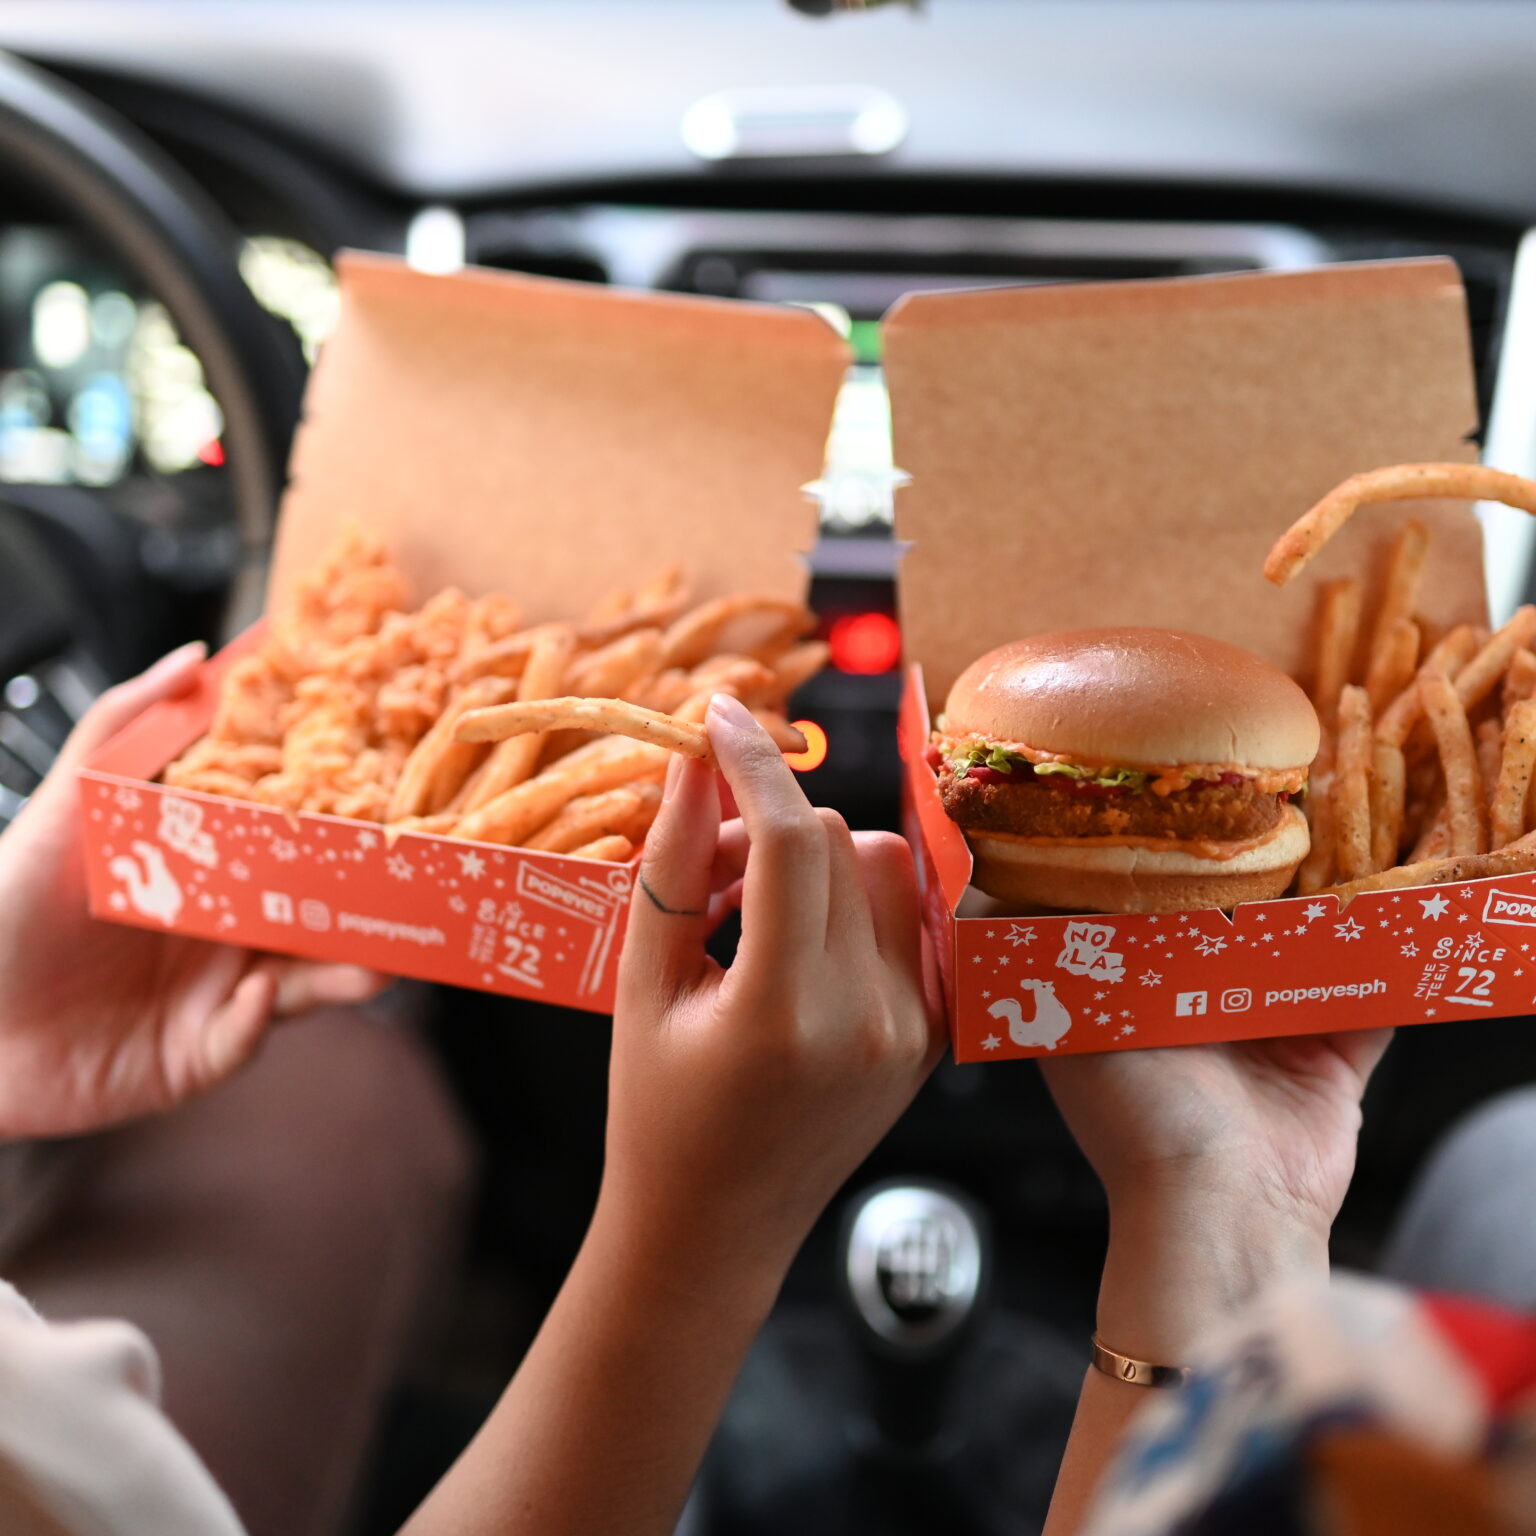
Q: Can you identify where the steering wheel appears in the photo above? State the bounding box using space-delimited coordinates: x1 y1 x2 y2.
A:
0 50 306 822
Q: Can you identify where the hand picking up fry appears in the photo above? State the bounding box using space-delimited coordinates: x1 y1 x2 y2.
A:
161 526 826 863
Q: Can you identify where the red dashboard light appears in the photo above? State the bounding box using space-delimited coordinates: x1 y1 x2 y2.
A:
829 611 901 675
785 719 828 773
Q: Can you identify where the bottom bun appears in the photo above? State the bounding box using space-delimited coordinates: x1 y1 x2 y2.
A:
966 805 1310 915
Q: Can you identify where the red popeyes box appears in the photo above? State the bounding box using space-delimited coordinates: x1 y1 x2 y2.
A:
78 252 848 1011
883 257 1533 1062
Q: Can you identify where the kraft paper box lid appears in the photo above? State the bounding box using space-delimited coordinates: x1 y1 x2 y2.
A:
270 252 850 613
883 258 1490 707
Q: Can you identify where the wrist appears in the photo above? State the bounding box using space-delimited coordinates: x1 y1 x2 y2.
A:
583 1188 790 1331
1096 1183 1330 1363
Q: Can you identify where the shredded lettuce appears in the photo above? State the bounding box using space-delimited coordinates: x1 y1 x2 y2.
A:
956 743 1029 774
1033 761 1150 791
950 745 1149 791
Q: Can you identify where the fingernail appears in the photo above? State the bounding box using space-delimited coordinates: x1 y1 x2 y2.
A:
155 640 207 675
707 692 756 730
662 752 686 803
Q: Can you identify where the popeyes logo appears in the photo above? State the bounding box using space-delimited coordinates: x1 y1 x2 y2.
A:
1055 921 1125 984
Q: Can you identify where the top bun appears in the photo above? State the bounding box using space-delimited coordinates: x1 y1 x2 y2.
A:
943 627 1319 770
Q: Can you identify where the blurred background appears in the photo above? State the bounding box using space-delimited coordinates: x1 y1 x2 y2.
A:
2 3 1536 1532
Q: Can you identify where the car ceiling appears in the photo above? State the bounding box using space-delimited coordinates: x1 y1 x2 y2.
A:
2 1 1536 218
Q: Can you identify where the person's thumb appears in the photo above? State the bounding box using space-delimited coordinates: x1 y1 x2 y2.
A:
53 642 207 775
618 752 722 1009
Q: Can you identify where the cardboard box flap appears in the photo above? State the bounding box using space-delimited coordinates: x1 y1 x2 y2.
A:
884 259 1488 705
271 253 850 612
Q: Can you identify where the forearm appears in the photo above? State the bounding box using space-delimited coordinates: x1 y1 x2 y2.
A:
1043 1190 1330 1536
400 1205 780 1536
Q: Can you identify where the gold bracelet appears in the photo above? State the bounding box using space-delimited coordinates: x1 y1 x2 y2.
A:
1090 1334 1191 1389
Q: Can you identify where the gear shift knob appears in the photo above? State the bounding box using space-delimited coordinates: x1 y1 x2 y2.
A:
840 1181 988 1451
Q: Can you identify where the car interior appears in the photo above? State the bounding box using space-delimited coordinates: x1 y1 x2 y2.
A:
2 3 1536 1532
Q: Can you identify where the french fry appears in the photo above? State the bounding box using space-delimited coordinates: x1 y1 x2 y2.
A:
632 670 692 713
570 834 635 863
1322 829 1536 904
1368 518 1427 662
1376 623 1482 748
1505 647 1536 718
452 630 537 684
1491 699 1536 848
1265 463 1536 586
1409 808 1451 864
453 737 669 846
748 710 810 755
1453 606 1536 715
525 784 651 854
583 582 633 627
1295 763 1336 896
772 640 831 699
1477 718 1503 815
1364 617 1419 715
1311 579 1361 725
1332 686 1374 883
1418 668 1486 855
386 676 514 822
687 654 779 703
455 695 713 761
1369 740 1405 873
659 595 814 671
454 625 579 813
565 629 663 700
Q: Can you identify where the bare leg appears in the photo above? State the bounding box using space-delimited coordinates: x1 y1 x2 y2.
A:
7 997 475 1536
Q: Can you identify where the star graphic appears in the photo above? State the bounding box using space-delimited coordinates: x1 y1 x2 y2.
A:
986 929 996 939
1235 935 1246 944
1515 969 1525 978
1147 916 1160 924
1120 1024 1136 1036
1096 1012 1111 1025
1294 925 1308 936
229 860 250 882
997 955 1010 967
1153 934 1168 945
1425 1008 1438 1017
1004 924 1036 948
1120 1009 1132 1018
107 891 126 911
1334 918 1364 942
1195 935 1227 956
1392 896 1402 904
1466 932 1484 948
271 838 298 863
1459 887 1476 901
458 850 486 880
356 829 379 851
1140 969 1163 987
1094 991 1107 1001
218 911 237 930
1378 919 1390 928
971 955 982 964
1259 931 1274 942
1420 894 1450 919
981 989 992 999
112 786 142 812
1457 913 1469 924
1304 903 1327 921
386 852 413 881
1401 942 1419 957
982 1034 1002 1051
